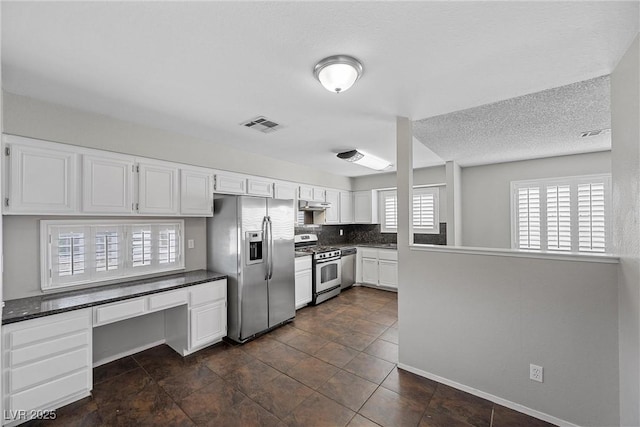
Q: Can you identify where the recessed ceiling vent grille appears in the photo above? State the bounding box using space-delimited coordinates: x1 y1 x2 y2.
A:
241 116 282 133
580 128 611 138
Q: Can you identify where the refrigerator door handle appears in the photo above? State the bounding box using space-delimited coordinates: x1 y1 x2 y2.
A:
268 217 274 280
262 216 269 280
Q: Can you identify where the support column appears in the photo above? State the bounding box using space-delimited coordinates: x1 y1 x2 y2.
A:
611 34 640 427
445 160 462 246
396 117 413 248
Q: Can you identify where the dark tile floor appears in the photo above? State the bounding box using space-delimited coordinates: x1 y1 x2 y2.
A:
28 286 557 427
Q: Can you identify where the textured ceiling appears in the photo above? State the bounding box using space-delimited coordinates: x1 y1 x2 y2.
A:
413 76 612 167
1 1 638 177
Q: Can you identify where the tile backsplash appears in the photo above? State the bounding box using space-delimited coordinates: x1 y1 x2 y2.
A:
295 223 447 246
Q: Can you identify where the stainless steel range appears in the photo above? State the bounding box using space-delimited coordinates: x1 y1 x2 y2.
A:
294 234 341 304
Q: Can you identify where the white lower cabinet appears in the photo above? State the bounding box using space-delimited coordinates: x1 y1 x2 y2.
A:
2 309 92 425
359 248 398 290
189 301 226 349
295 256 312 309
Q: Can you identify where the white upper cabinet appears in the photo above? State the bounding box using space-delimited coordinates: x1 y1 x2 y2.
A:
82 154 134 214
312 187 326 202
274 182 298 200
137 160 179 215
339 191 354 224
354 190 379 223
324 189 340 224
298 185 313 201
180 167 213 216
247 178 274 197
4 136 79 214
214 172 246 195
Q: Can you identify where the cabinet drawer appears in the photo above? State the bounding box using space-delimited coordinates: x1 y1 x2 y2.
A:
190 281 226 307
148 289 188 311
10 370 90 414
10 331 90 367
9 310 91 348
360 248 378 259
11 348 89 392
295 257 312 272
94 298 146 326
378 250 398 261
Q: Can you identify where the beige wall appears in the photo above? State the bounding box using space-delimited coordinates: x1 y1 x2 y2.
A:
611 34 640 427
461 151 611 249
2 92 352 190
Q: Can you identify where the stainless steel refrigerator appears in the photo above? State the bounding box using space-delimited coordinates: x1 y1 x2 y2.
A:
207 195 295 343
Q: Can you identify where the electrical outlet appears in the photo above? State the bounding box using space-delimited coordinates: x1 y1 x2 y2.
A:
188 239 195 249
530 364 543 383
339 229 344 236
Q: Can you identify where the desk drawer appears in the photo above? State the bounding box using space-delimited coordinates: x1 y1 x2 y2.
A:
10 347 89 392
94 298 146 326
10 370 90 414
10 331 90 367
190 281 226 307
148 289 188 311
9 311 91 348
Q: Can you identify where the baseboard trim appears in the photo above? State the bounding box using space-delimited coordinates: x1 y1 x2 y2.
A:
397 363 580 427
93 339 166 367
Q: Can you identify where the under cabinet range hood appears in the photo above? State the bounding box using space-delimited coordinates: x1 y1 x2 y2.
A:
298 200 331 211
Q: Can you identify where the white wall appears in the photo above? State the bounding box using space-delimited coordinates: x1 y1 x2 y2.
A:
2 92 352 190
398 248 619 427
461 151 611 248
611 34 640 427
2 216 207 300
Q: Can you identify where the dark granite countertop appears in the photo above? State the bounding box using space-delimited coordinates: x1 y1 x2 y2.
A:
336 243 397 250
3 270 226 325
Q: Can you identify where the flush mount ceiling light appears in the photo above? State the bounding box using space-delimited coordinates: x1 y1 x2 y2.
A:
314 55 363 93
337 150 391 171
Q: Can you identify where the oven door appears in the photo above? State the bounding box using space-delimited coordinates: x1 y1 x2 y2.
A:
315 258 342 293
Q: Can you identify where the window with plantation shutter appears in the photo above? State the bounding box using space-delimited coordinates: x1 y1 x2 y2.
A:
517 187 541 250
42 220 184 290
380 187 440 234
512 174 610 254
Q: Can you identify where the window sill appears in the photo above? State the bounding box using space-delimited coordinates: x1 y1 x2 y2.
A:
408 244 620 264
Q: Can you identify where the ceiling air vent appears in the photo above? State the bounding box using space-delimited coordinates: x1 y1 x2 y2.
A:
241 116 282 134
580 128 611 138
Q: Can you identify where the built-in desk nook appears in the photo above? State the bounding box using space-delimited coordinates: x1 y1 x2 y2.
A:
1 270 227 425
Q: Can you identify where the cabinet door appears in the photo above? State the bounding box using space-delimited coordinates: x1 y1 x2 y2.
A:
180 168 213 216
82 154 134 214
7 143 78 213
324 190 340 224
361 258 379 285
312 188 326 202
190 301 226 349
137 161 179 214
295 269 312 309
274 183 297 200
299 185 313 201
354 190 378 223
247 178 274 197
354 191 372 223
378 260 398 289
339 191 354 224
215 173 246 194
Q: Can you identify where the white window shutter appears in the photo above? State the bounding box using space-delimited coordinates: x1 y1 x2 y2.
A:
517 187 541 250
578 182 607 253
383 192 398 230
546 185 571 251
